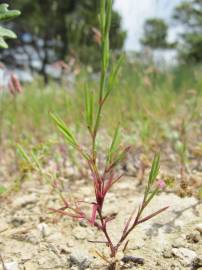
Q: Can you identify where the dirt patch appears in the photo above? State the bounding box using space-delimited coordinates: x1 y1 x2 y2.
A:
0 176 201 270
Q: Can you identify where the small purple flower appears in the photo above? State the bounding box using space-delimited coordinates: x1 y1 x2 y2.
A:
156 180 166 189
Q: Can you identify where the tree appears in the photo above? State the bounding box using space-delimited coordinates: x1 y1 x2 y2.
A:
173 0 202 63
5 0 126 82
10 0 77 84
67 0 126 69
141 18 172 49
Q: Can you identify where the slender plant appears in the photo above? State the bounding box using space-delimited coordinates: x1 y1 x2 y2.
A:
18 1 168 269
49 1 168 268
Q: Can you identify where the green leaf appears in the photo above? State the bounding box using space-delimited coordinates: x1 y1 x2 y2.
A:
50 113 77 147
109 146 130 168
104 55 124 100
0 4 21 21
0 26 17 48
100 0 106 36
0 4 20 49
0 26 16 39
148 153 160 185
16 144 32 165
107 125 120 164
30 152 42 171
0 36 8 48
146 188 159 206
105 0 112 36
84 86 94 131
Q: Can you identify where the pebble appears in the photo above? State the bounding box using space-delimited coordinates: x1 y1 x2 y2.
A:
4 262 19 270
37 223 51 237
13 194 37 208
186 232 200 243
10 217 25 227
172 247 198 266
162 248 172 258
69 250 91 269
172 238 185 248
122 255 144 265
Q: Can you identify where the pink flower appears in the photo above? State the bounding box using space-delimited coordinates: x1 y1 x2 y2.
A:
8 74 22 95
156 180 166 189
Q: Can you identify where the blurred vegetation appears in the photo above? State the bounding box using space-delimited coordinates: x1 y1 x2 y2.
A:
143 0 202 64
141 18 175 49
6 0 126 83
173 0 202 63
1 61 201 148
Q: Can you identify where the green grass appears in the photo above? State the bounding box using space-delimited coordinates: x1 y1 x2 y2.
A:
1 62 202 147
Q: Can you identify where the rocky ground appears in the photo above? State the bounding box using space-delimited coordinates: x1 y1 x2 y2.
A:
0 173 201 270
0 127 202 270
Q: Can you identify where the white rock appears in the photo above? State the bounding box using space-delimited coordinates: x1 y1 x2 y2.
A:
172 247 197 266
195 223 202 234
13 194 37 208
37 223 51 237
5 262 19 270
69 249 91 269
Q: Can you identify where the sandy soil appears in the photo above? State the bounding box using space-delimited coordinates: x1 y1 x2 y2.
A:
0 173 201 270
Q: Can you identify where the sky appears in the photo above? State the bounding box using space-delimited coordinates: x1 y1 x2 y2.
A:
114 0 182 51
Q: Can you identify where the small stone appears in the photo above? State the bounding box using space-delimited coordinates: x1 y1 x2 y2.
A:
162 248 172 258
186 232 200 243
122 255 144 265
172 238 184 248
79 220 88 228
194 257 202 268
4 262 19 270
195 223 202 234
172 247 198 266
37 223 51 237
13 194 37 208
10 217 25 227
69 250 91 269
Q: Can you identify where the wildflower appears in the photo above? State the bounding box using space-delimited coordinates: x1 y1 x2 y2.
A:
92 27 102 45
52 60 69 71
9 74 22 95
156 179 166 189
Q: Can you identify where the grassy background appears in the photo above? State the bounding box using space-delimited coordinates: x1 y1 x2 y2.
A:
1 62 202 148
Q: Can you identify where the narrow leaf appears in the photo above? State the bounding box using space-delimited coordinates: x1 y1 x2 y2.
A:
100 0 106 36
16 144 32 165
104 55 124 100
148 153 160 185
107 125 120 163
50 113 77 147
30 152 42 171
84 86 94 131
137 206 169 225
